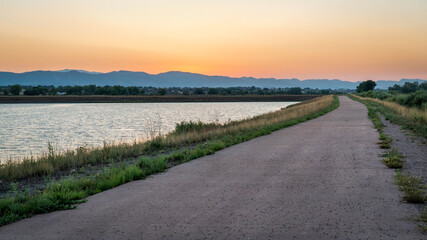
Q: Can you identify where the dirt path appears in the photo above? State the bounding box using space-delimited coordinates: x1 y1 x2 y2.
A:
0 96 423 239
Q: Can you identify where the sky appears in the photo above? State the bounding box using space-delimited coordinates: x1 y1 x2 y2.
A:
1 0 427 82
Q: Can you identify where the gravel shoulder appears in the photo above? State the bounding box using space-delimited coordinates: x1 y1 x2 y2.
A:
0 96 424 239
379 115 427 183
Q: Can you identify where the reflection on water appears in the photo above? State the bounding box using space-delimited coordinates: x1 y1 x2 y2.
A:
0 102 297 162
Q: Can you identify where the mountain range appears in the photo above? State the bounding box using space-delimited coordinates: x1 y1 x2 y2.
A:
0 70 425 90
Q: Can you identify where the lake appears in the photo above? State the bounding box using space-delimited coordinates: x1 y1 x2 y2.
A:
0 102 297 162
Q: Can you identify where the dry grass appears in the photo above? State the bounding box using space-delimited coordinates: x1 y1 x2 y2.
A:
0 95 335 181
0 141 148 181
353 95 427 125
165 95 334 145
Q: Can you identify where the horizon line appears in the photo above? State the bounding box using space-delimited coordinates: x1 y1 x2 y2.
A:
1 69 426 83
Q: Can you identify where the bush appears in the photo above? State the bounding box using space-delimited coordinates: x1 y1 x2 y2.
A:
409 91 427 109
145 137 164 152
172 121 220 135
374 91 393 100
388 91 427 109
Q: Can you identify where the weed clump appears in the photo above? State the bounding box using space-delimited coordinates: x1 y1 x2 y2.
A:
139 157 166 174
145 137 165 152
378 134 392 149
382 148 403 168
394 172 426 204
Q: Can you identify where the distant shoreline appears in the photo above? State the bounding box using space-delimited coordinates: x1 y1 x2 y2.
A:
0 95 317 103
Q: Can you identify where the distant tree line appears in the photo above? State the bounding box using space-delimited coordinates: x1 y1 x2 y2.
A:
388 81 427 93
0 84 349 96
356 80 427 109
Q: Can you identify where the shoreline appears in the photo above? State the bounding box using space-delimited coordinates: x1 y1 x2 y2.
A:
0 95 317 103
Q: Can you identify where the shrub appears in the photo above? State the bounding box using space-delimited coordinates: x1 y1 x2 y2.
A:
172 121 219 135
382 148 403 168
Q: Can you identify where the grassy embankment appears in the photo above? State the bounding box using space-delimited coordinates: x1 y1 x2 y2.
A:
0 95 339 226
349 95 426 232
356 90 427 110
352 94 427 138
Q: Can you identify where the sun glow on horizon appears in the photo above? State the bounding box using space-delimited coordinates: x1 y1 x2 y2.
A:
1 0 427 82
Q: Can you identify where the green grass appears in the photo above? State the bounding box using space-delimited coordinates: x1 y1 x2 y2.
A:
0 161 167 226
378 133 392 149
348 95 392 149
382 148 404 169
394 172 426 204
356 90 427 110
351 94 427 138
373 101 427 138
0 96 340 226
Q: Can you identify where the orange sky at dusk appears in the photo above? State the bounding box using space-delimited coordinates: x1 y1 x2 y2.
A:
1 0 426 82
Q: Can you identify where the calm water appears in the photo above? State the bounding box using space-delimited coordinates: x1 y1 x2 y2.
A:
0 102 297 162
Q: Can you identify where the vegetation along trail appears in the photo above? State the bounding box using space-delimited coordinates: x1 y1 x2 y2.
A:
0 96 423 239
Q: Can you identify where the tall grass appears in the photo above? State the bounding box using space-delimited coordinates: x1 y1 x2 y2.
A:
367 97 427 125
352 95 427 137
0 95 336 181
0 140 149 181
165 95 335 146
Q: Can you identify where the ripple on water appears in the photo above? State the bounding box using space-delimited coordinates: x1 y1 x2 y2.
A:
0 102 297 162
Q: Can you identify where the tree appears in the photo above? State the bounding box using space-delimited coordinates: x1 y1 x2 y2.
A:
320 89 330 95
207 88 219 94
356 80 376 93
113 85 127 95
10 84 22 95
157 88 166 95
288 87 302 95
83 85 96 95
24 86 45 95
127 87 140 95
388 84 401 92
194 88 204 95
401 82 418 93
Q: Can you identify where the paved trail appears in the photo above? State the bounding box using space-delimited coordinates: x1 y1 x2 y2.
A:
1 96 424 239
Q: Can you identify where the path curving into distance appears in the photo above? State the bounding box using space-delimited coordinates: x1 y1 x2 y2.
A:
0 96 424 239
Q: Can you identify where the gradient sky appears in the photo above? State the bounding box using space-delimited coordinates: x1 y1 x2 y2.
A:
1 0 427 81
